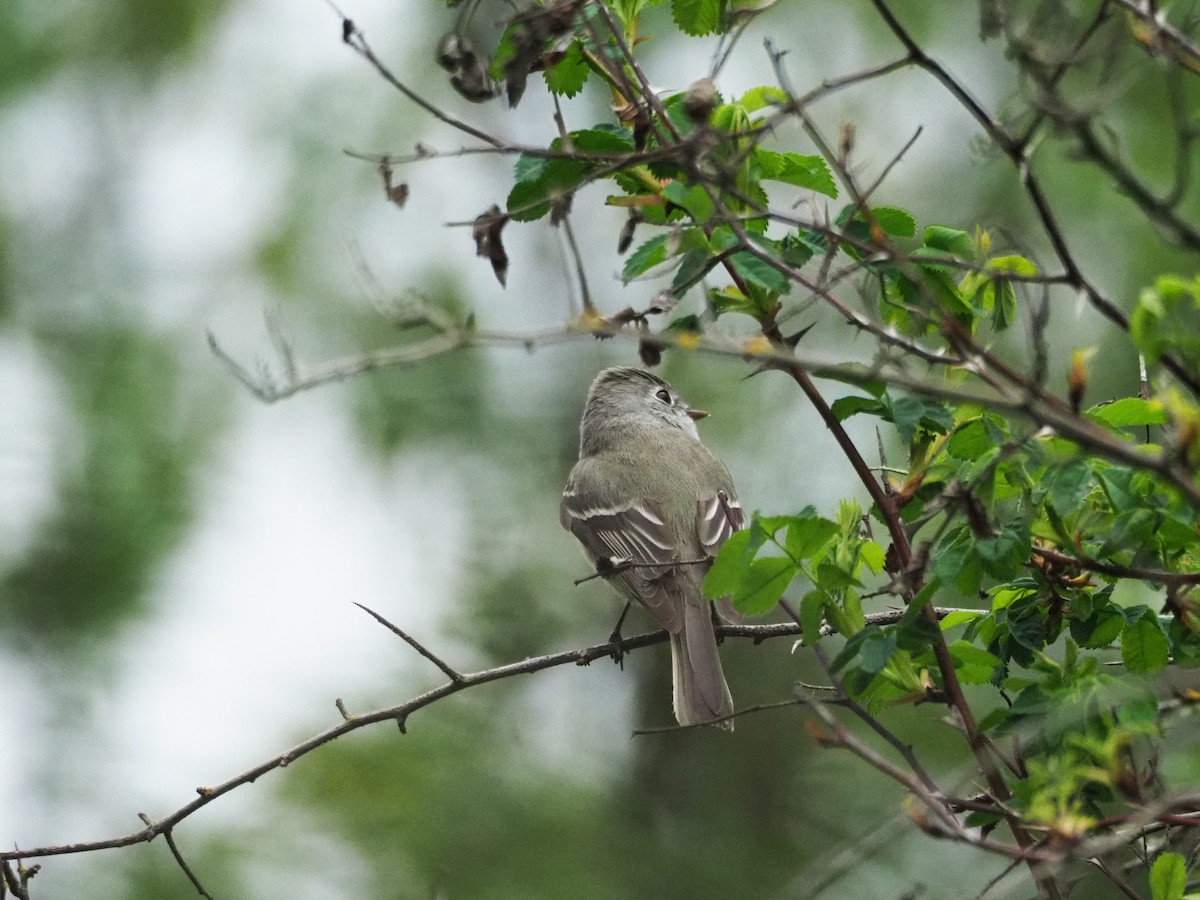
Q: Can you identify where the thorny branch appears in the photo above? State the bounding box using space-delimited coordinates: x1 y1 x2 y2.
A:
3 606 966 866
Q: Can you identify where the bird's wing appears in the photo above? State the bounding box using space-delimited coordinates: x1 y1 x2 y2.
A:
695 489 743 557
561 485 684 633
695 489 744 626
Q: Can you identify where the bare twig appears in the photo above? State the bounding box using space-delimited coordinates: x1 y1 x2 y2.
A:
354 602 465 683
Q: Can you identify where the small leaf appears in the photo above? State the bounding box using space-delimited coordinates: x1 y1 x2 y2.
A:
947 418 991 460
702 528 753 598
987 254 1037 277
1088 397 1168 428
622 234 669 282
730 251 791 294
1122 610 1169 674
800 589 825 644
732 556 797 615
831 395 887 422
785 516 839 560
543 41 589 97
739 85 788 112
870 206 916 237
662 181 715 223
671 0 725 35
756 149 838 198
923 225 974 257
940 610 983 630
859 628 896 674
1149 851 1187 900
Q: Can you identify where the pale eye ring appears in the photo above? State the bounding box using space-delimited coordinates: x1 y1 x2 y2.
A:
655 388 672 404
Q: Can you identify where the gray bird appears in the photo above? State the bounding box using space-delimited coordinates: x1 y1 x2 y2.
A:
561 367 742 729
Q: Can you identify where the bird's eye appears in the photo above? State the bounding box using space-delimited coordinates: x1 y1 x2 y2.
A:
655 388 672 404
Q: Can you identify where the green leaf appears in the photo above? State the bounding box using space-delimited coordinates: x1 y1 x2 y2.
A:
543 41 589 97
1088 397 1168 428
1101 508 1159 556
947 418 992 460
506 157 590 222
890 396 954 443
755 149 838 198
622 234 669 282
991 279 1017 331
987 254 1037 277
1122 610 1169 675
785 516 839 561
859 541 886 575
1150 851 1187 900
830 395 887 423
671 0 725 35
565 126 636 154
859 628 897 674
1131 275 1200 367
870 206 916 237
800 589 825 644
672 248 713 292
513 153 548 184
1045 461 1093 515
778 232 815 268
729 251 791 294
947 640 1002 684
732 556 797 615
923 225 974 257
662 181 715 223
940 610 983 630
739 85 788 112
702 528 753 598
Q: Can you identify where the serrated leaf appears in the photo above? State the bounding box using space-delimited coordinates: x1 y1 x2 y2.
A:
785 516 839 560
891 396 954 442
506 158 589 222
622 234 669 282
732 556 797 615
543 41 589 97
947 639 1002 684
1122 611 1169 674
947 418 991 460
994 280 1017 331
871 206 917 237
671 0 725 35
561 126 635 154
755 149 837 198
830 391 885 422
672 247 713 292
662 181 715 223
514 153 549 184
858 541 886 575
729 251 791 294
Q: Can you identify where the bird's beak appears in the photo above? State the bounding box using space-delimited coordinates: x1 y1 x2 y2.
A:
687 408 709 421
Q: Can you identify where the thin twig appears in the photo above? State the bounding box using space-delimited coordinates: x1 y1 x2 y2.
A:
354 602 464 683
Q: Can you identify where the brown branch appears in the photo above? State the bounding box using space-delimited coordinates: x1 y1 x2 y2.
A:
1034 545 1200 587
354 602 465 683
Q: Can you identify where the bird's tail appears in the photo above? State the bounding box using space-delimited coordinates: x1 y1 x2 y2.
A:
670 599 734 730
